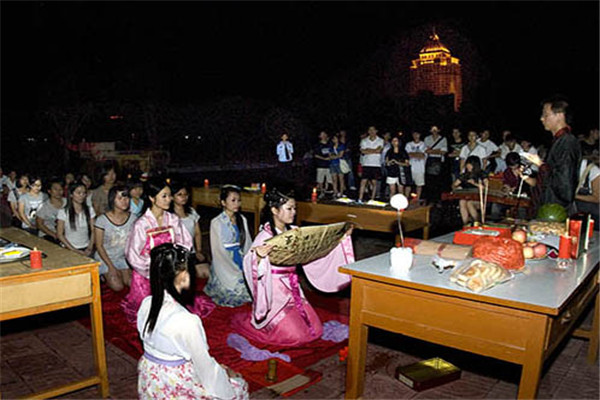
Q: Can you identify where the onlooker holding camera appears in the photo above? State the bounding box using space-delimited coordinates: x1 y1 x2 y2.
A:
491 152 537 220
575 158 599 228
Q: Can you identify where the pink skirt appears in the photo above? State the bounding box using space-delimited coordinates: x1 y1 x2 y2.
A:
122 270 216 325
231 299 323 347
138 354 248 400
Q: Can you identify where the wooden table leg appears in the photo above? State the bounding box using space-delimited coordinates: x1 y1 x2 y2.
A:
345 280 368 399
423 208 430 240
517 315 547 399
90 269 109 398
587 291 599 364
254 211 260 237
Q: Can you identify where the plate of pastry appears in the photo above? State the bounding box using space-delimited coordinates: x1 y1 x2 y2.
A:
0 247 31 263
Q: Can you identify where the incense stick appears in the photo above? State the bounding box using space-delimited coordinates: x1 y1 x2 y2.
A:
478 179 484 225
483 179 489 225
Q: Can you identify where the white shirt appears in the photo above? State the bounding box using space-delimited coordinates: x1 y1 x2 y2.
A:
360 136 384 167
57 207 96 249
578 160 600 195
424 134 448 162
477 139 499 157
37 198 67 237
499 143 524 159
459 144 488 163
276 141 294 163
5 179 17 192
180 208 201 251
405 141 427 173
137 292 236 399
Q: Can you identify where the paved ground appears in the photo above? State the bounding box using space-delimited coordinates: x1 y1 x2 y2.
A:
1 230 598 399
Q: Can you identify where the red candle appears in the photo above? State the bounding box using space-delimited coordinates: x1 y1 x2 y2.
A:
261 183 267 194
30 247 42 269
558 235 572 259
311 187 318 203
204 179 209 188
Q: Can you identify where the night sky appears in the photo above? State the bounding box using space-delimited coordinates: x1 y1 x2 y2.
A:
1 1 599 149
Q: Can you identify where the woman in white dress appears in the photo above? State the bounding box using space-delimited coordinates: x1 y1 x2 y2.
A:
170 181 210 279
204 185 252 307
137 243 248 400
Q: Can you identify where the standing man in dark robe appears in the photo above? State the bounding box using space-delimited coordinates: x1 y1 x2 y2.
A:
527 97 581 209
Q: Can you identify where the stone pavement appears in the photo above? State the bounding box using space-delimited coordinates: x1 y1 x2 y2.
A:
1 310 597 399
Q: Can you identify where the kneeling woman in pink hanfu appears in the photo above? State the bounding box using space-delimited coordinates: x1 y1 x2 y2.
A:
232 189 354 347
138 243 248 400
123 178 214 324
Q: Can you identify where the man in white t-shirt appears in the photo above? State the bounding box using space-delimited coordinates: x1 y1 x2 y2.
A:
520 139 539 172
405 131 427 201
459 131 488 172
423 126 448 203
0 167 8 195
358 126 384 203
477 130 500 174
497 133 523 172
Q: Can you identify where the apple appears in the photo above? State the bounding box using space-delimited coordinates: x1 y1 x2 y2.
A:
533 244 547 258
512 230 527 244
523 246 534 259
526 241 539 247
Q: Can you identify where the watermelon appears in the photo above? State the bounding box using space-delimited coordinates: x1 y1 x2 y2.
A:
537 203 568 222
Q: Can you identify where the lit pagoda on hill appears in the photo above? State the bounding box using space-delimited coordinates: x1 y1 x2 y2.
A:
409 31 462 112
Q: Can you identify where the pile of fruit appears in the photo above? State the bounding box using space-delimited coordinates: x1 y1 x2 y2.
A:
512 229 548 259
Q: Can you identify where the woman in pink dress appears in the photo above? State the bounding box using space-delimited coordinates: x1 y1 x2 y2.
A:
232 189 354 347
123 178 214 324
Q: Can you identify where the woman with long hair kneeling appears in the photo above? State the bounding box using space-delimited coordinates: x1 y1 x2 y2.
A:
232 188 354 347
138 243 248 400
204 185 253 307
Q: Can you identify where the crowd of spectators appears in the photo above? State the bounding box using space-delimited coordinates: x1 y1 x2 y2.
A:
307 122 598 224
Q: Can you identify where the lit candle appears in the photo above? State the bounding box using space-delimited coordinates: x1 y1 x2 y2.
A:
261 183 267 194
204 179 209 188
30 247 42 269
311 187 318 203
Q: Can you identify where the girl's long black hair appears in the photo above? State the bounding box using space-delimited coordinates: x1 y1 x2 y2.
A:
260 188 295 234
464 155 484 181
66 181 92 235
220 185 246 247
144 243 189 335
141 177 170 215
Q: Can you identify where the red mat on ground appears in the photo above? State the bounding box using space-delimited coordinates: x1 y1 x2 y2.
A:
78 279 348 392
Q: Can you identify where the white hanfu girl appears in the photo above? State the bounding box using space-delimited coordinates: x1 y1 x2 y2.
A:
137 243 248 400
204 186 253 307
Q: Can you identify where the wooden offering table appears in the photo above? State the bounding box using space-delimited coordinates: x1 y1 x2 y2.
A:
442 188 535 218
0 228 109 399
296 201 431 239
192 186 265 235
340 232 599 399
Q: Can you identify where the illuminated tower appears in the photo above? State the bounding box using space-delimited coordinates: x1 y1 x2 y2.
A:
409 31 462 112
